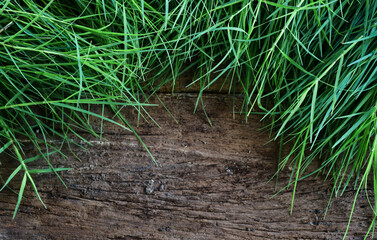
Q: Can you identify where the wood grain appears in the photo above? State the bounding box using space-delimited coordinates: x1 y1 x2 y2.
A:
0 94 372 240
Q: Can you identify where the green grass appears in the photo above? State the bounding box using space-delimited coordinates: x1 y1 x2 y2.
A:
0 0 376 238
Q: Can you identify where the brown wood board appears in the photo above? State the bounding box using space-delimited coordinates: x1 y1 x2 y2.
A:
0 94 372 239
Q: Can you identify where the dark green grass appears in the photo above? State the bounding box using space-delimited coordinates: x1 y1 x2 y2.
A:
0 0 376 238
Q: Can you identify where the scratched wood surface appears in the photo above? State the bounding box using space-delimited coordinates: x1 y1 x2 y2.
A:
0 94 373 240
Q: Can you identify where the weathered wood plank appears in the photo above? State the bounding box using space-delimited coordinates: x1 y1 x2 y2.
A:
0 94 372 239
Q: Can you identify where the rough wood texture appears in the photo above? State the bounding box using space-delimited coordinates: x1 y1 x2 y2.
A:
0 94 373 240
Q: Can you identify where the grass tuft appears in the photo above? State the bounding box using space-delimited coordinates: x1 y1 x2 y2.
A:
0 0 376 238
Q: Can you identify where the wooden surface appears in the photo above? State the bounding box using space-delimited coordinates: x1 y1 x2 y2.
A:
0 94 373 239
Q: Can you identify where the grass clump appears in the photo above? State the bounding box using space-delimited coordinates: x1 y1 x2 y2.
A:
0 0 377 238
0 0 157 217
